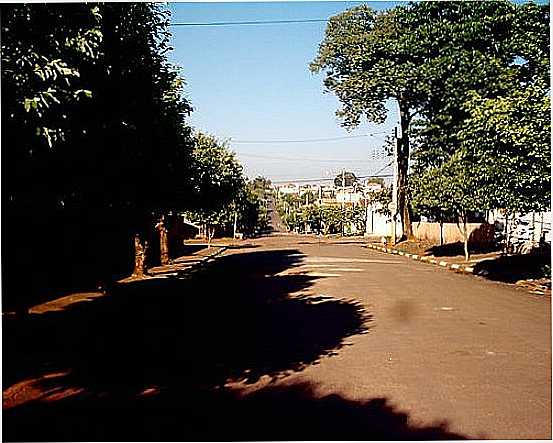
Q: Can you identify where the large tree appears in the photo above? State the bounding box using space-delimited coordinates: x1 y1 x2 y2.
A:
311 1 549 241
411 152 490 261
186 133 245 245
409 1 549 173
409 2 549 254
458 81 551 215
2 4 196 307
311 5 425 239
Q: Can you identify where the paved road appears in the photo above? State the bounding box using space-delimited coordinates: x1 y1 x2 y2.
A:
229 234 551 439
266 196 288 233
4 233 550 440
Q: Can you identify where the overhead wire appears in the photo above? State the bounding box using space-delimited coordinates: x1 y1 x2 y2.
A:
270 162 393 184
230 133 387 144
237 152 373 163
170 18 330 27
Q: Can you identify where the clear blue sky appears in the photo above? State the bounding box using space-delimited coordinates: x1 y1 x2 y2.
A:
166 2 399 183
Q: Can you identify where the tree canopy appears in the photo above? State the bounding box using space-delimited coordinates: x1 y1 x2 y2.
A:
311 1 550 241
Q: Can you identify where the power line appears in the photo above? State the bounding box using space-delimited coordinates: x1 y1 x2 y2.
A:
238 152 372 163
230 133 388 144
170 18 329 27
369 160 393 178
271 174 393 184
271 171 393 184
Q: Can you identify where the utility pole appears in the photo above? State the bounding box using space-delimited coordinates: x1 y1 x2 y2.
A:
342 168 346 236
390 127 399 245
233 203 238 239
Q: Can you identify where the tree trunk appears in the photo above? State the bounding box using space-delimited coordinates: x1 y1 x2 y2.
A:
504 210 510 254
397 97 413 240
461 212 469 262
157 215 169 266
133 233 148 277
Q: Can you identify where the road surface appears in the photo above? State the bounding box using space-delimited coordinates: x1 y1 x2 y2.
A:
231 235 551 439
4 234 550 440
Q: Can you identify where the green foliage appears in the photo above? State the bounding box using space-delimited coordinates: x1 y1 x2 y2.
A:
333 171 358 188
186 135 269 237
4 3 195 221
3 3 198 299
409 1 550 225
278 201 366 236
312 1 550 238
2 4 102 150
411 153 487 219
367 187 392 217
409 1 550 173
310 5 423 128
457 82 551 213
188 132 244 224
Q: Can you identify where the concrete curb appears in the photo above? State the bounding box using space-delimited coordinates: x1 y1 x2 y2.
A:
199 246 228 264
185 246 228 271
364 243 476 275
146 246 229 278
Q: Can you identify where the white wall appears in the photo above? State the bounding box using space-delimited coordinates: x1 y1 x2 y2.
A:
365 205 403 239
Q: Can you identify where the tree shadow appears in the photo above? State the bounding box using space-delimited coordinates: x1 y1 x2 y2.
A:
4 381 468 441
426 241 501 257
3 248 390 439
473 249 551 283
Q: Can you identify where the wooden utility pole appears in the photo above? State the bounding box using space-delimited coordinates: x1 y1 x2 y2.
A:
233 209 238 239
342 169 346 236
390 127 399 245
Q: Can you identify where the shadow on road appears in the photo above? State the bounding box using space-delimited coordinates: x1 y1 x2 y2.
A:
5 380 466 441
3 248 466 440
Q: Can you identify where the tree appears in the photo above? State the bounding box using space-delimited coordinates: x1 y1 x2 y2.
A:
411 152 489 261
94 4 194 274
235 183 269 236
457 83 550 215
320 206 343 235
187 133 245 246
409 1 549 174
333 171 358 188
408 2 549 254
366 177 385 187
3 3 196 297
311 5 425 239
367 187 392 218
311 1 549 241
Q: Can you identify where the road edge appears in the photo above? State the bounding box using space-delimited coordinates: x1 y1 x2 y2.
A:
363 243 475 274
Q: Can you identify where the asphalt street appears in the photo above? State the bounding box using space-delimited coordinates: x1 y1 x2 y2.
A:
4 233 551 440
227 234 551 439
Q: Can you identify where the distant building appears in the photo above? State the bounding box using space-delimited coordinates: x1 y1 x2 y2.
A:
277 183 300 196
335 186 363 205
364 182 383 193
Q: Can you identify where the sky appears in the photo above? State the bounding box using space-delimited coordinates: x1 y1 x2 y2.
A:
166 2 400 183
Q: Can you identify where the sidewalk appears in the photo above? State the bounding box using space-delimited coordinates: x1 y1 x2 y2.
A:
22 245 228 316
146 245 227 278
365 239 551 296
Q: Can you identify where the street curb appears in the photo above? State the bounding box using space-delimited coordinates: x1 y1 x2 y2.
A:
200 246 228 263
364 243 476 275
139 246 229 280
188 246 228 270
